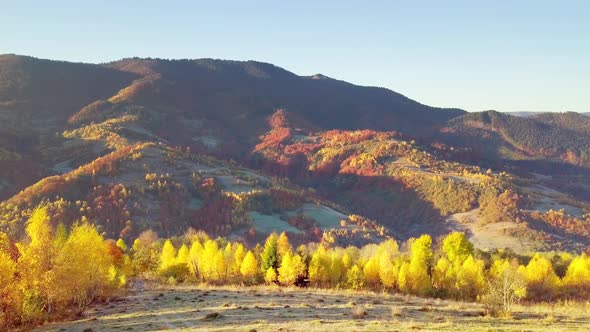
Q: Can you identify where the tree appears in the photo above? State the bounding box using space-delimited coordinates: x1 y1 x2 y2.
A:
278 252 305 285
363 257 380 287
562 253 590 297
159 240 177 271
176 244 189 265
521 254 560 299
52 224 115 314
260 233 279 274
481 259 526 317
231 243 246 279
378 253 397 289
347 264 366 290
442 232 473 263
402 235 433 295
309 246 330 286
188 240 204 280
240 251 258 283
276 231 292 259
200 240 220 282
456 256 486 299
132 230 159 274
265 267 278 284
16 207 55 323
0 250 19 328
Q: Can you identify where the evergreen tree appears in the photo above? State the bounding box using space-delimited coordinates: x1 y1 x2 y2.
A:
260 233 279 274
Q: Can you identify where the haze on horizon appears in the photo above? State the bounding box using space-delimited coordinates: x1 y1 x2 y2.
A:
1 0 588 113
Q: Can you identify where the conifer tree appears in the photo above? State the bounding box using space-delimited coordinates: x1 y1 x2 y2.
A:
260 233 279 274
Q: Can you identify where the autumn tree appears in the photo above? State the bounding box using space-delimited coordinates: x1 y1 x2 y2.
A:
481 259 526 317
240 250 259 283
347 264 366 290
276 231 292 260
309 246 331 286
520 254 560 299
52 223 117 313
159 240 177 271
562 253 590 297
401 235 432 295
278 251 305 285
0 249 19 328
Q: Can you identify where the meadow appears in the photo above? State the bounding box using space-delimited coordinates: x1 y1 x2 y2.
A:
37 282 590 332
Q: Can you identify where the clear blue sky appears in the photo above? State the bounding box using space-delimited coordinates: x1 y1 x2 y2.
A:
1 1 589 113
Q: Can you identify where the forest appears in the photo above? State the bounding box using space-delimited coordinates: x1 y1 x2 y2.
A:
2 207 590 330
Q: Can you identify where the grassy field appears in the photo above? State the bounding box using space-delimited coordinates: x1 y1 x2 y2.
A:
36 283 590 332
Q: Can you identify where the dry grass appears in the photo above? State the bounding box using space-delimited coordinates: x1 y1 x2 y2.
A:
35 283 590 332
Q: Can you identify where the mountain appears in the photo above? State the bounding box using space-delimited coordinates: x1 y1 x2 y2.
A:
441 111 590 169
0 55 588 252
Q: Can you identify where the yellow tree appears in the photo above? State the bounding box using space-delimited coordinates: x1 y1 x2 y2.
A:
521 254 560 299
378 252 397 288
278 251 305 285
309 246 330 286
377 239 399 289
188 240 204 280
213 250 227 282
265 267 278 284
52 224 114 313
363 256 380 288
200 240 220 282
176 244 190 266
434 232 476 298
276 231 292 260
328 251 345 286
232 243 246 279
159 240 177 271
456 256 486 299
346 264 366 290
442 232 473 263
403 235 433 295
240 251 259 283
562 253 590 296
0 250 19 328
16 207 55 323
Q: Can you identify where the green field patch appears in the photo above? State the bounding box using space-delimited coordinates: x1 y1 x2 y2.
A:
250 212 302 234
286 203 347 229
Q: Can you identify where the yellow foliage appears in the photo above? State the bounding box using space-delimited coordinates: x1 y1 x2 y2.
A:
265 267 278 284
240 250 258 282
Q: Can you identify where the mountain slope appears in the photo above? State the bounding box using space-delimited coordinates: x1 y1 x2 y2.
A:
441 111 590 168
0 55 589 253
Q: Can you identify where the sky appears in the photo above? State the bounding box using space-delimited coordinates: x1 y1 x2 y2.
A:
1 1 589 113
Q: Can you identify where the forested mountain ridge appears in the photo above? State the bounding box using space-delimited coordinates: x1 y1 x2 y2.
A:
441 110 590 168
0 55 589 253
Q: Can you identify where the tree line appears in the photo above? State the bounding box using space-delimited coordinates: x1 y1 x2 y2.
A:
2 208 590 328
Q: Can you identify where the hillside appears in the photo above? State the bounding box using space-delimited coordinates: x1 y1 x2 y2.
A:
0 55 589 253
441 111 590 168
